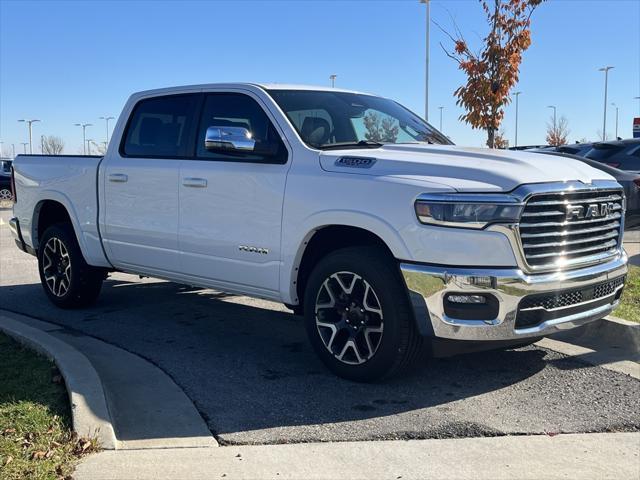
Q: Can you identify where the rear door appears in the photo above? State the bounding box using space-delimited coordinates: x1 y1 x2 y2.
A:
178 91 290 297
102 93 199 274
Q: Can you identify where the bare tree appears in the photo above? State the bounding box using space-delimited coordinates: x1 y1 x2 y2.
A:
363 112 399 143
42 135 65 155
493 130 509 149
546 116 570 146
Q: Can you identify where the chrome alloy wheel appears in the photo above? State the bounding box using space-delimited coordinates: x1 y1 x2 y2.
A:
0 188 11 200
315 271 384 365
42 237 72 297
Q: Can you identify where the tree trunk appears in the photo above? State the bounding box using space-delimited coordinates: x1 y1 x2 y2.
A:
487 128 495 148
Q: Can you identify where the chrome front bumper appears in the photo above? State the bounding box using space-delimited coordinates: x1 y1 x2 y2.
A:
400 252 628 341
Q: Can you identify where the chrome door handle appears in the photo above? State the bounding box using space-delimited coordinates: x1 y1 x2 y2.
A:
108 173 128 183
182 177 207 188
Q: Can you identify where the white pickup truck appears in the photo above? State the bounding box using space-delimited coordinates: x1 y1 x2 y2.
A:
10 83 628 381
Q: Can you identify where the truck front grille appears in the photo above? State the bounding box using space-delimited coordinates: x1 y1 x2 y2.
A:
515 276 625 329
518 189 624 270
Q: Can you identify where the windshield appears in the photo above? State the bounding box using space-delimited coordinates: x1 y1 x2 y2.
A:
267 90 452 149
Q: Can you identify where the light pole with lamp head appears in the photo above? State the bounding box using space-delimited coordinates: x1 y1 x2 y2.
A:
598 66 614 140
75 123 92 155
611 103 619 139
21 143 28 154
547 105 557 131
18 119 41 154
329 75 336 88
100 116 115 144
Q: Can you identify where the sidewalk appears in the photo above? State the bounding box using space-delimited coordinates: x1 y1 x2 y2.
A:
75 432 640 480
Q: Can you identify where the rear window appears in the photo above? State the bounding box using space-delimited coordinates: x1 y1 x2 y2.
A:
122 94 199 158
584 144 624 161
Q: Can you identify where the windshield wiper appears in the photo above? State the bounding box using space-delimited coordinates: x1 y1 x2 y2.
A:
319 140 384 150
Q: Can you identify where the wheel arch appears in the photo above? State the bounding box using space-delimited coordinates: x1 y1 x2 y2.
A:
32 196 83 253
286 218 409 308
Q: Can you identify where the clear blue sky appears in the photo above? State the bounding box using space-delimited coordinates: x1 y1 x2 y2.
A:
1 0 639 156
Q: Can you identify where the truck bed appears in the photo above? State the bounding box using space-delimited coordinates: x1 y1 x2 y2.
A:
12 154 109 267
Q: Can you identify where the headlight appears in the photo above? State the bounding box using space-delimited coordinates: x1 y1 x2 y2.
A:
415 193 523 229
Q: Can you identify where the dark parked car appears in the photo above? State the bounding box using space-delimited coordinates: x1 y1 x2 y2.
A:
0 159 14 207
533 150 640 230
553 143 594 157
583 139 640 173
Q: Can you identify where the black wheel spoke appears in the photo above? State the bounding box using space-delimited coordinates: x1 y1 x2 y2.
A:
315 271 384 365
42 237 71 298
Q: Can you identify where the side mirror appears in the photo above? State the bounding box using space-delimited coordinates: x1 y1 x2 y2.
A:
205 126 255 152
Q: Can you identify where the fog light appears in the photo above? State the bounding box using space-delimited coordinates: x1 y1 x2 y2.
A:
447 294 487 304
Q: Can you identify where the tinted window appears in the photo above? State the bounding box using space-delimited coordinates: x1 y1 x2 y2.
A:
123 94 199 157
267 89 452 149
196 93 287 164
584 144 624 161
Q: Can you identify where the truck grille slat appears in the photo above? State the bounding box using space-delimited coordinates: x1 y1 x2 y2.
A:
520 221 621 239
519 212 622 229
523 239 618 260
522 231 620 249
518 188 623 269
526 194 622 207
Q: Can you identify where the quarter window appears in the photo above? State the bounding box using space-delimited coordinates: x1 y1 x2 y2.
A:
122 94 199 158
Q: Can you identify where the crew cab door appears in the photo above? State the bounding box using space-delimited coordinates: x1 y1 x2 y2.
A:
101 93 199 274
178 91 290 296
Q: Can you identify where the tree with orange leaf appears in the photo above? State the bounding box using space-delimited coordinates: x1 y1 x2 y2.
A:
438 0 543 148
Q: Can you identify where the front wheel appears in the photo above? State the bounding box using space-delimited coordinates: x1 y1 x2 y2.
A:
303 247 423 382
38 223 105 308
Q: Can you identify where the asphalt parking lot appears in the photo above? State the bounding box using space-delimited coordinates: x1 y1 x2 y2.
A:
1 208 638 446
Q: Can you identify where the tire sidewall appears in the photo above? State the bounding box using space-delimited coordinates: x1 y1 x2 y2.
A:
304 248 411 382
37 224 98 308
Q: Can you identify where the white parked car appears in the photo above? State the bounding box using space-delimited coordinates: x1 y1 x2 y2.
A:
10 84 628 381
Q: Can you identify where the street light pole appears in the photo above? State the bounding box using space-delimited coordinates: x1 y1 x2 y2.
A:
611 103 619 139
74 123 92 155
547 105 557 130
18 119 41 154
438 106 444 132
100 116 115 144
329 75 336 88
87 139 95 156
11 144 16 159
514 91 522 147
420 0 430 122
598 66 614 141
21 143 28 154
41 135 45 154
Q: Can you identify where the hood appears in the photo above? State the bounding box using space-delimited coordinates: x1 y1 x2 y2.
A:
319 144 614 192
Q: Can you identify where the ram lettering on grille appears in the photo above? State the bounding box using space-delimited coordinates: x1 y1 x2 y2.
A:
518 190 623 269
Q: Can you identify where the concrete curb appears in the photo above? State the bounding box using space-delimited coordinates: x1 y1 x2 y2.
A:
538 316 640 379
0 312 117 450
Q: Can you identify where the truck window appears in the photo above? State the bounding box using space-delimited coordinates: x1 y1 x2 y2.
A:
122 94 199 158
196 93 287 164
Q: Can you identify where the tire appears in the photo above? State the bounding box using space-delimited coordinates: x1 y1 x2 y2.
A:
37 223 105 308
0 188 11 208
303 246 423 382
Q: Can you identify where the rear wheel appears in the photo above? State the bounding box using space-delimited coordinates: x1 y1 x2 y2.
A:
304 246 423 382
38 223 105 308
0 188 11 208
